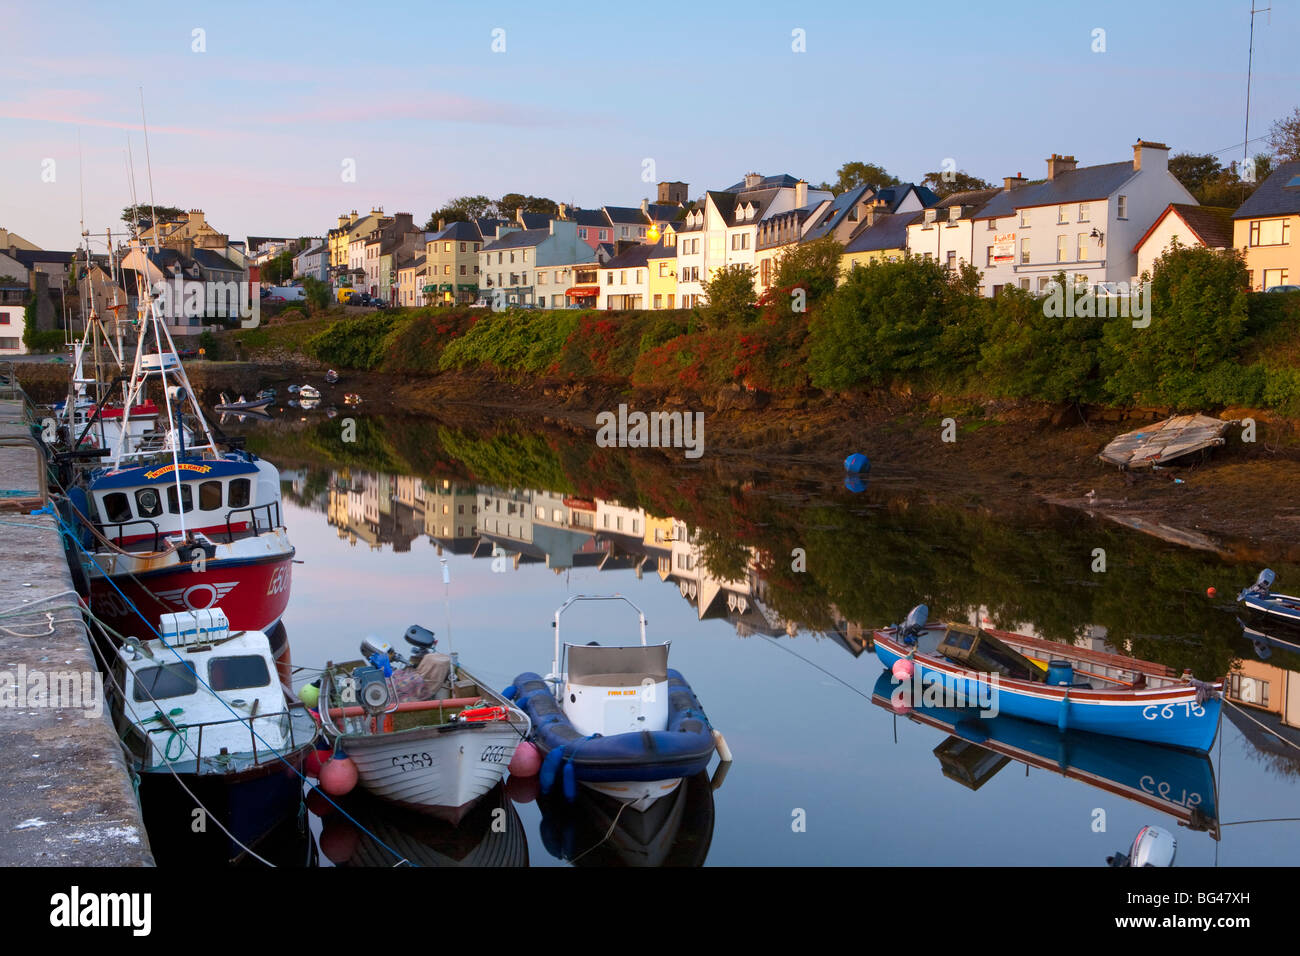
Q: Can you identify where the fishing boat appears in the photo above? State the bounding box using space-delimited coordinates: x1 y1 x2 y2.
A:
343 393 362 407
318 626 530 823
60 293 297 643
298 384 321 401
215 392 273 415
868 672 1219 838
872 606 1222 752
324 369 340 385
1237 569 1300 635
507 595 722 812
109 608 317 863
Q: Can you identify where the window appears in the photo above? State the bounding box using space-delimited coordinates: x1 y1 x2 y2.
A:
509 252 515 263
1019 208 1030 227
135 488 163 518
579 228 587 239
103 492 132 523
1058 205 1069 224
1250 219 1291 246
198 480 223 511
1117 195 1128 219
208 655 270 692
946 250 956 270
1263 268 1290 289
459 242 466 253
653 294 662 308
607 272 614 285
229 478 251 509
1077 233 1088 261
987 219 997 230
1019 278 1030 290
459 264 466 275
986 246 994 266
1037 276 1051 293
1020 238 1030 264
1078 203 1090 222
1057 234 1070 262
659 262 668 276
133 663 198 701
166 483 193 514
538 272 547 285
444 242 452 252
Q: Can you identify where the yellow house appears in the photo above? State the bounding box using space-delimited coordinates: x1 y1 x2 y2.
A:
839 211 911 278
647 240 678 309
1232 160 1300 291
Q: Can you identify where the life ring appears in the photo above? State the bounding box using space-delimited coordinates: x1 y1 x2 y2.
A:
459 705 509 723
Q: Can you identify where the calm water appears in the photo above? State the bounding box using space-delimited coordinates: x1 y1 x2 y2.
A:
245 414 1300 866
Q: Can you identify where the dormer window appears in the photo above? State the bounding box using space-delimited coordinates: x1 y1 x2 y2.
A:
947 206 961 223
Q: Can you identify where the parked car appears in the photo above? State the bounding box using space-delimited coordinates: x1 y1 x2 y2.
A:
1265 284 1300 294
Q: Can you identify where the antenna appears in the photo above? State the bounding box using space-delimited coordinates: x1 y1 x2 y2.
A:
1243 3 1271 180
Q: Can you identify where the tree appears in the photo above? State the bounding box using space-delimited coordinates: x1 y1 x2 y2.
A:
701 264 757 330
817 162 900 195
1267 107 1300 162
301 275 331 313
1169 153 1223 195
496 193 558 218
921 170 994 199
1170 152 1264 205
262 249 295 286
769 237 844 312
425 195 494 229
120 204 186 230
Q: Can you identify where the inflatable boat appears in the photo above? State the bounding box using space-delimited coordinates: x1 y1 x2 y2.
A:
506 595 721 812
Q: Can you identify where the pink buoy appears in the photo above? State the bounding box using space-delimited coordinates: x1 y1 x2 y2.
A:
506 773 540 805
304 748 329 778
305 786 336 818
892 658 914 681
319 756 358 796
508 740 542 778
318 817 360 864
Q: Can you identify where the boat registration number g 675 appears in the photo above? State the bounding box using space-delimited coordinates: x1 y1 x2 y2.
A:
1141 702 1206 720
392 752 433 772
480 745 508 764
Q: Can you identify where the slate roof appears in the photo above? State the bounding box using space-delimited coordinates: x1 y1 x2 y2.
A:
481 228 549 251
517 212 553 229
724 173 801 192
844 213 911 253
566 208 611 227
603 205 650 225
428 220 484 243
646 241 676 260
12 249 74 267
604 243 657 269
595 242 616 259
191 248 243 273
644 203 682 222
973 162 1138 220
1132 204 1235 253
1232 160 1300 219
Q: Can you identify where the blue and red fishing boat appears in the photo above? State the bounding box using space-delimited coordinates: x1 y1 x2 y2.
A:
872 606 1222 753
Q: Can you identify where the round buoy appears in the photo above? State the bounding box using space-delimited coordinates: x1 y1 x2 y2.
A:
892 658 914 681
1206 587 1217 598
506 773 540 805
508 741 541 777
304 749 328 778
844 453 871 474
890 693 912 715
319 756 358 796
318 817 360 864
298 680 320 709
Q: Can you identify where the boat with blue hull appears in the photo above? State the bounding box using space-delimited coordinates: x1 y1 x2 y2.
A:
506 595 720 812
872 606 1223 753
868 672 1219 838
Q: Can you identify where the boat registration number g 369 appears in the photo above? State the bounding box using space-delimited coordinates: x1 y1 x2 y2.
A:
480 745 508 764
1141 702 1206 720
391 752 433 772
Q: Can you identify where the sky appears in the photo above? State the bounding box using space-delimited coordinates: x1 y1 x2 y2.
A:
2 0 1297 251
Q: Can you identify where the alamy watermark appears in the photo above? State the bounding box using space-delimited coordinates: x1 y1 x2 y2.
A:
1041 279 1150 328
890 666 1001 717
0 666 104 718
595 403 704 460
152 277 260 328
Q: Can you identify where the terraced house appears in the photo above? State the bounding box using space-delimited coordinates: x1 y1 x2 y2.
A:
1232 159 1300 291
478 219 593 307
973 141 1194 296
424 220 483 305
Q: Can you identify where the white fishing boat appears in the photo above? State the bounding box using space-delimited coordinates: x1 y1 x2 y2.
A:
319 626 530 823
298 384 321 401
109 608 317 862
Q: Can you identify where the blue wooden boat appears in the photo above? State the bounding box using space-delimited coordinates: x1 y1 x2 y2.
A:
1237 569 1300 635
506 595 719 812
872 607 1222 752
868 672 1219 838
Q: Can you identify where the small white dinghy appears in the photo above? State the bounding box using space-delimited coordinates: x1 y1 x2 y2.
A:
319 627 530 823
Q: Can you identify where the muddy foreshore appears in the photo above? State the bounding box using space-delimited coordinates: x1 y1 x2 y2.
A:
16 355 1300 562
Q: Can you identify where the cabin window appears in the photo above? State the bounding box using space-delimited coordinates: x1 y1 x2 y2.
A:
229 478 251 508
166 483 193 514
104 492 132 523
133 663 198 702
208 655 271 692
199 480 223 511
135 488 163 518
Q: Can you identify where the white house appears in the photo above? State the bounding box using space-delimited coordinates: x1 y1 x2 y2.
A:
904 187 1002 273
972 141 1196 295
1132 203 1235 281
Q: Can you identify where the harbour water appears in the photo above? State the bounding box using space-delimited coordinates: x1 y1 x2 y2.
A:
230 413 1300 867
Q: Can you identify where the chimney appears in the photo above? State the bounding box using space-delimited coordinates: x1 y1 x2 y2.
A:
516 206 524 224
1003 173 1027 192
1133 139 1169 173
437 218 446 232
744 171 762 189
337 215 348 229
1046 154 1078 181
865 207 878 227
558 202 569 219
640 198 649 215
795 179 808 210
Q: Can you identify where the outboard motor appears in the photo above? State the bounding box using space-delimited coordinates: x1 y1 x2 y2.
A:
404 625 437 665
1107 825 1177 867
900 605 929 644
1240 568 1275 601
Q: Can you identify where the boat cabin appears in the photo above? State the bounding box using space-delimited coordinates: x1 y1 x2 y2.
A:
87 454 281 549
113 609 310 773
563 642 670 736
